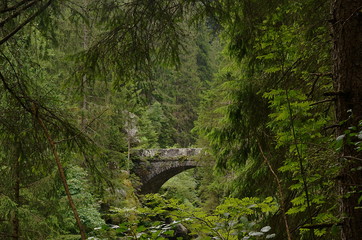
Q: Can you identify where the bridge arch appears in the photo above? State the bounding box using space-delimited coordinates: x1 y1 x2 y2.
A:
131 148 202 194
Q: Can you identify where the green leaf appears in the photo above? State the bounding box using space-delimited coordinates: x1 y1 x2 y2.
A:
137 225 147 232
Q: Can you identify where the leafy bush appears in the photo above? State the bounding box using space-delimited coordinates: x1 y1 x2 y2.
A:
91 194 277 239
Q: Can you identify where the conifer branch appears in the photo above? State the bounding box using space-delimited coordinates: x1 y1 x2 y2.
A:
0 0 30 14
0 0 53 46
55 108 107 144
0 0 40 28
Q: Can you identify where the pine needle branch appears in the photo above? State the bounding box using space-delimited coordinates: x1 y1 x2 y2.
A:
0 0 53 46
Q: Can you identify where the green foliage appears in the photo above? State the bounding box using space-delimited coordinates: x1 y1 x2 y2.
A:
160 170 200 207
62 166 105 232
138 101 170 148
263 89 326 150
335 119 362 153
0 195 17 219
264 89 339 237
0 1 347 240
194 1 338 238
92 194 278 239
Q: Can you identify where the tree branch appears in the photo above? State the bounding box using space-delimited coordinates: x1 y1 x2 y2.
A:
341 156 362 162
0 0 29 14
301 222 341 229
0 0 53 46
55 108 108 144
0 0 40 27
310 98 335 106
0 71 29 112
309 72 333 77
323 124 340 131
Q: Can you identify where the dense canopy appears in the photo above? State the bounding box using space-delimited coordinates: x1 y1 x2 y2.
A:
0 0 361 239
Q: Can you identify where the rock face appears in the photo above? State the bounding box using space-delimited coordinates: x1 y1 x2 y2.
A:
132 148 202 194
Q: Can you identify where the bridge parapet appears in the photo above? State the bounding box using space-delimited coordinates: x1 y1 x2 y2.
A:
132 148 202 160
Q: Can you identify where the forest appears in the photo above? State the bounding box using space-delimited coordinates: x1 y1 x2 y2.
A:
0 0 361 239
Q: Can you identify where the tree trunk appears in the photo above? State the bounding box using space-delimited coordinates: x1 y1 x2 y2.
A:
330 1 362 239
81 10 89 129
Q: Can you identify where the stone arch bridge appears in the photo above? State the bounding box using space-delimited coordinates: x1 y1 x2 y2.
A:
131 148 203 194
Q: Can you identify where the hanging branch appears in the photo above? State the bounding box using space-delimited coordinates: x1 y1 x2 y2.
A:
0 0 31 14
258 142 292 240
0 0 53 46
0 0 40 28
